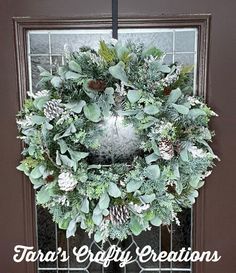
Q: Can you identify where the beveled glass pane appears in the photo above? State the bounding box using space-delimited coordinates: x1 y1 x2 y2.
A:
87 261 104 273
164 54 173 64
172 209 191 269
118 30 174 53
29 34 49 54
57 228 69 268
174 53 195 65
30 56 50 91
69 229 93 268
134 227 160 269
124 261 141 273
37 207 56 268
160 225 171 268
175 30 196 52
51 55 63 73
51 31 111 54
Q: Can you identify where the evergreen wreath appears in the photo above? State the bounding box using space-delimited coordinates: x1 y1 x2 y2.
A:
17 40 218 242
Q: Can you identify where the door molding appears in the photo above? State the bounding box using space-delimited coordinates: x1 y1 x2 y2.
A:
13 14 211 273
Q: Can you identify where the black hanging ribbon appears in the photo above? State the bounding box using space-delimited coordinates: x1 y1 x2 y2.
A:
112 0 118 39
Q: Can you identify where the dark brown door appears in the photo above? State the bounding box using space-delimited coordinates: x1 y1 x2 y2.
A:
0 1 236 273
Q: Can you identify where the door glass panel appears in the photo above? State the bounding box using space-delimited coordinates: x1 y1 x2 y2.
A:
27 27 197 273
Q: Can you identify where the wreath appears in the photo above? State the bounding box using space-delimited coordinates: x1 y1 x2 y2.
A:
17 40 218 242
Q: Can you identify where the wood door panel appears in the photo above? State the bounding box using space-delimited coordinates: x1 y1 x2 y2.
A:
0 1 236 273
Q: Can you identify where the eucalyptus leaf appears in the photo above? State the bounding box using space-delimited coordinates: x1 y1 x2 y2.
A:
51 76 62 88
118 109 139 116
69 60 82 73
38 66 52 77
167 88 182 104
142 47 163 58
87 164 101 170
33 97 49 110
145 153 159 164
98 192 110 210
100 100 111 117
81 197 89 213
30 178 44 189
65 71 81 80
83 103 101 122
104 87 115 104
58 140 68 154
66 219 77 238
56 150 62 165
151 216 162 226
115 42 130 61
173 163 180 179
60 154 74 168
65 100 86 113
55 123 76 140
59 218 70 230
92 211 103 226
102 209 109 216
188 108 206 118
127 179 143 192
58 67 67 78
108 182 121 198
189 176 201 188
109 61 128 82
180 148 189 162
151 140 160 155
127 90 142 104
172 103 189 115
144 105 159 115
45 121 53 130
159 65 171 73
94 231 103 242
36 187 51 204
140 194 156 203
30 166 43 179
31 115 46 125
129 217 143 236
145 165 160 180
68 149 89 162
175 180 183 195
16 163 28 174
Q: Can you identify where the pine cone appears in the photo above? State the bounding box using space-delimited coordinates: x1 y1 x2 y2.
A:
58 171 77 192
167 184 176 194
44 99 64 120
163 86 171 96
87 79 106 92
159 138 174 160
45 175 54 183
110 205 130 225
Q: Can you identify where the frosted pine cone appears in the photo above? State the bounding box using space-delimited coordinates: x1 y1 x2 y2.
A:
110 205 130 225
58 171 77 192
44 99 64 120
159 138 174 160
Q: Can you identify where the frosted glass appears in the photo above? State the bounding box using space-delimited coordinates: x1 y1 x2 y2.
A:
175 30 196 52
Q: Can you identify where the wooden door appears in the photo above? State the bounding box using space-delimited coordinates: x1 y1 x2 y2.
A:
0 1 235 273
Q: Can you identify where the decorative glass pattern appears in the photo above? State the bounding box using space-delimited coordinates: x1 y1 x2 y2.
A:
27 27 198 273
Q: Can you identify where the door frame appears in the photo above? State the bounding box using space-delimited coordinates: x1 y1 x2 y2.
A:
13 14 211 273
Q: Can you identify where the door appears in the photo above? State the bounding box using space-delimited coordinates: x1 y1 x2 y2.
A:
0 1 236 273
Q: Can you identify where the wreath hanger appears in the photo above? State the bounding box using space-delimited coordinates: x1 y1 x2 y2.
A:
112 0 118 39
